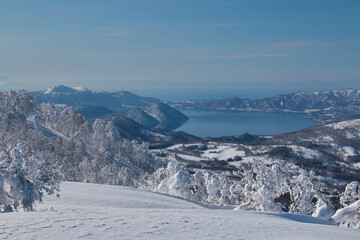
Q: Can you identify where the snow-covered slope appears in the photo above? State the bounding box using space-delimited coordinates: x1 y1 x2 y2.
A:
2 182 359 240
73 105 115 120
100 114 199 142
122 107 160 127
145 102 189 130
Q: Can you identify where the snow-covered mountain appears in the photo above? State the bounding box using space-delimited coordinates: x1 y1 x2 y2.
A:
122 107 160 128
101 114 198 142
31 85 189 130
73 105 115 120
145 102 189 130
3 182 359 240
172 89 360 124
31 85 160 112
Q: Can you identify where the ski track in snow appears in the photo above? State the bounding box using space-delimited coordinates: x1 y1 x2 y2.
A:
1 182 360 240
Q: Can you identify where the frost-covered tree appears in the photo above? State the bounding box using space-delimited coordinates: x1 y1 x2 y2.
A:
340 181 360 207
0 90 36 146
0 143 61 211
0 91 61 212
332 200 360 228
56 107 85 139
36 104 85 139
36 102 62 130
142 161 234 205
331 181 360 228
142 158 329 215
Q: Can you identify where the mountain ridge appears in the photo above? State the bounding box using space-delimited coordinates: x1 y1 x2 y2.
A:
30 85 189 130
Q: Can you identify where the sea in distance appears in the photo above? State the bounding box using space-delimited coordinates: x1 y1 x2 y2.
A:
174 109 316 138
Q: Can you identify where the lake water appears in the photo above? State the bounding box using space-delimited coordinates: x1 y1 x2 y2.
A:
132 88 293 102
174 109 316 137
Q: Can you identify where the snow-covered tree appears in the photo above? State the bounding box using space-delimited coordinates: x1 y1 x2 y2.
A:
340 181 360 207
332 200 360 228
0 91 61 211
0 143 61 211
331 181 360 228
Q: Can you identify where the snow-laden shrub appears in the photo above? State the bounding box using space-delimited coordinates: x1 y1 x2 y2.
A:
312 199 335 221
332 200 360 228
0 143 61 211
331 181 360 228
143 159 327 215
340 181 360 207
142 162 232 205
157 162 192 200
234 160 322 214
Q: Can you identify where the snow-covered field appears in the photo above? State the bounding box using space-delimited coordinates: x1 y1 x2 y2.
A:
1 182 359 240
202 144 245 160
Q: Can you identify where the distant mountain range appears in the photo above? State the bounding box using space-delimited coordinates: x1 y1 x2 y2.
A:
31 85 159 111
30 85 188 130
31 86 360 129
172 89 360 124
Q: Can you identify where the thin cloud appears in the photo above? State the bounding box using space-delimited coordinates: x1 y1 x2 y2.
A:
269 41 338 48
186 54 297 60
0 35 70 42
0 76 11 85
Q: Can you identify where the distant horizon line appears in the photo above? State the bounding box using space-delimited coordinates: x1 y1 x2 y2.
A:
22 84 359 93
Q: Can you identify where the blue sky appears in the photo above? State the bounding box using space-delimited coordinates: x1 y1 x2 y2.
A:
0 0 359 95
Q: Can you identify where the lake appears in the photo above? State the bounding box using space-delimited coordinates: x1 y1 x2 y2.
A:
174 109 316 137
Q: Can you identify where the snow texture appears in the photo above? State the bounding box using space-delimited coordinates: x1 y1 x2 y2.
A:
201 144 245 160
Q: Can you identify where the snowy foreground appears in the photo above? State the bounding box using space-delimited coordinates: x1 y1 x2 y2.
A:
1 182 359 240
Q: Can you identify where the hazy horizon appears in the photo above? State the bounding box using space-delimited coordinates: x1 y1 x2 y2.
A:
23 84 360 102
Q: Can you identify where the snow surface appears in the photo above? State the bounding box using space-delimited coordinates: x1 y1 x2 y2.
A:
343 146 356 158
202 144 245 160
71 86 87 92
176 153 206 161
328 119 360 130
1 182 359 240
288 145 321 159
